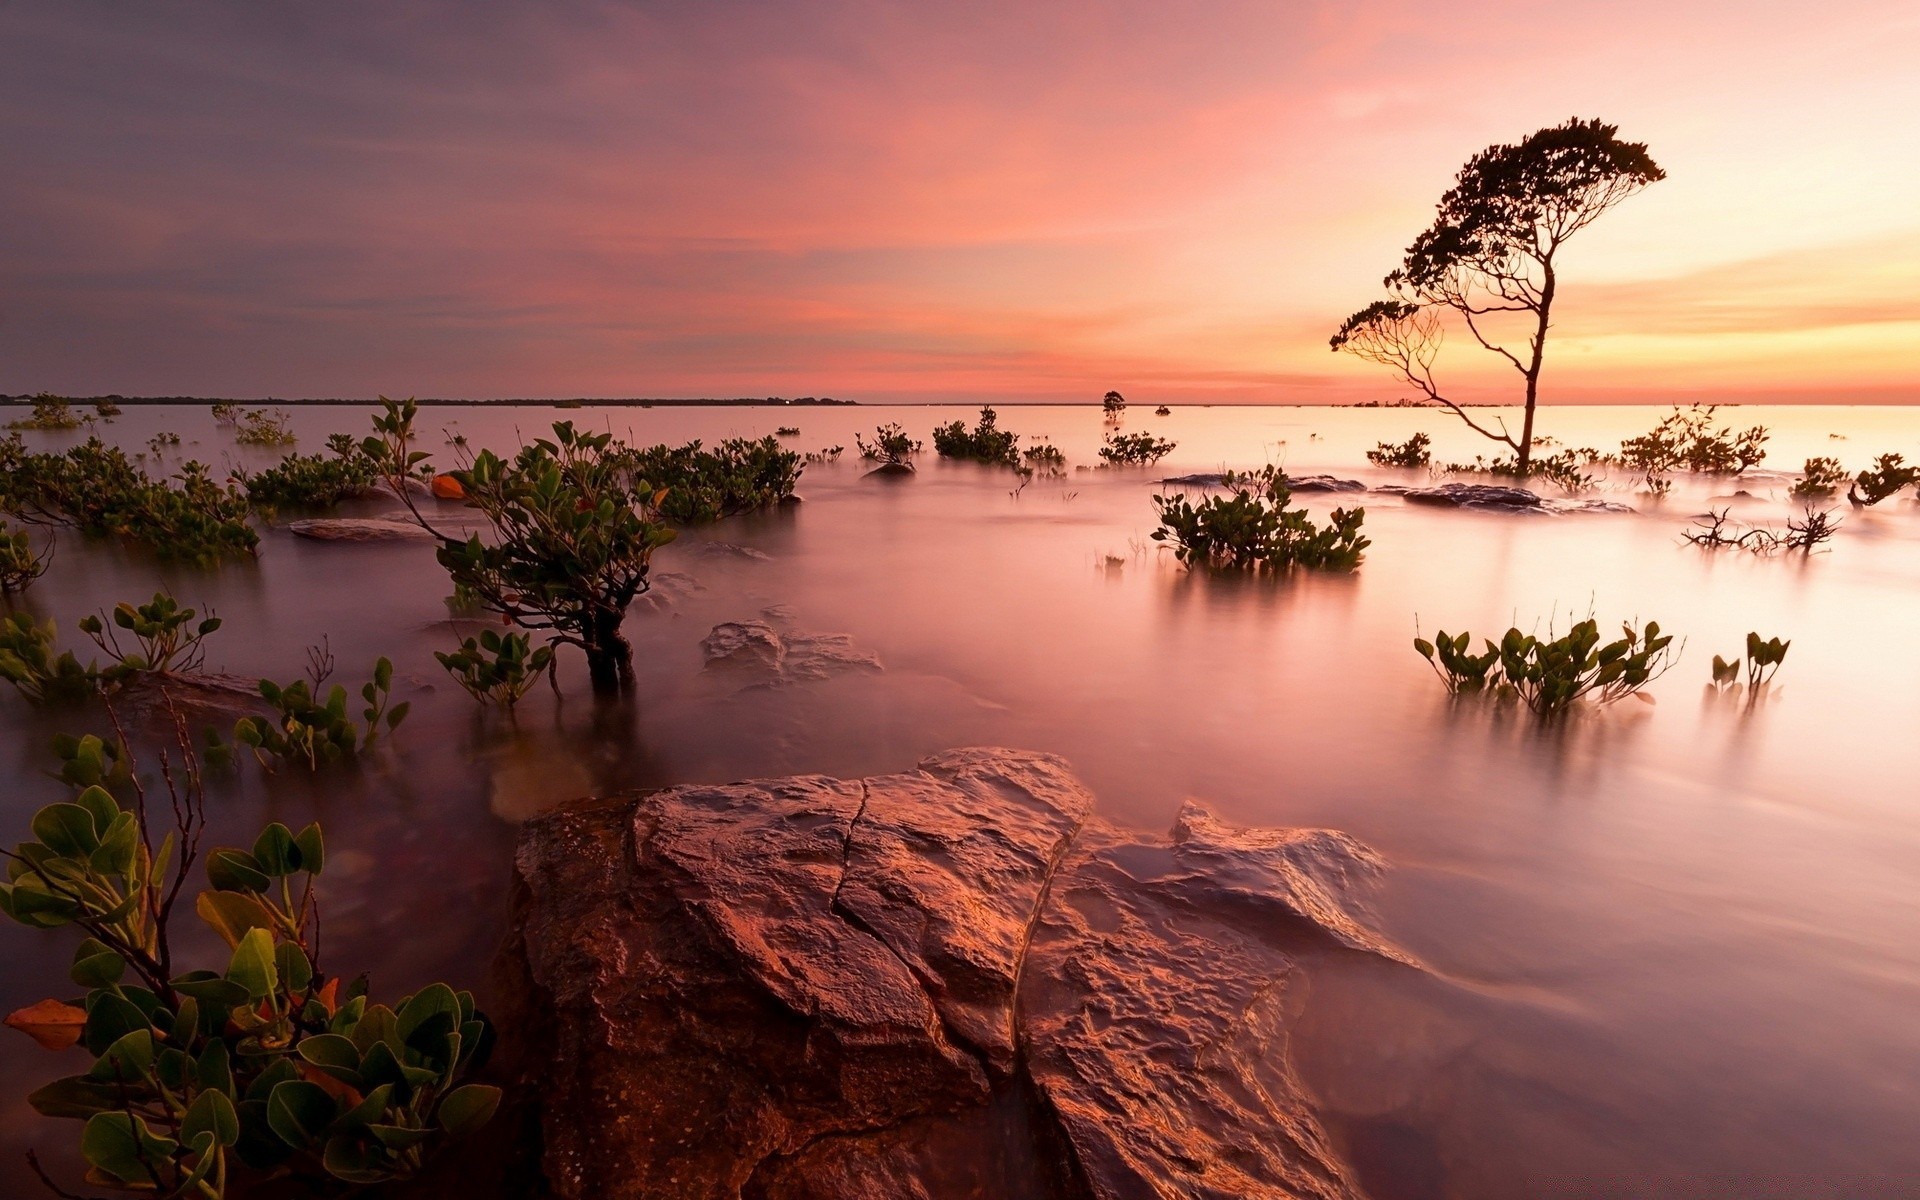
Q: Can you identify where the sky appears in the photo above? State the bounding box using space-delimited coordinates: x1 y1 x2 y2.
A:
2 0 1917 404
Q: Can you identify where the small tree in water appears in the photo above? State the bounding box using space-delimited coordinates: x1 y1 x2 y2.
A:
370 400 675 693
1332 118 1665 473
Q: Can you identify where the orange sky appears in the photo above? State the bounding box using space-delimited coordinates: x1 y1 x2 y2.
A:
2 1 1917 403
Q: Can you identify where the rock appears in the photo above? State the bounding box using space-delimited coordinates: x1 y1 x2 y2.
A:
1283 475 1367 493
865 462 916 478
1396 482 1543 510
286 517 434 542
112 672 265 724
1552 499 1636 515
686 541 774 562
430 473 466 500
633 571 703 614
701 620 883 684
506 749 1404 1200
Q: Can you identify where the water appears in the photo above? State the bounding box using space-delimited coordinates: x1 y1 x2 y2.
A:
3 402 1918 1197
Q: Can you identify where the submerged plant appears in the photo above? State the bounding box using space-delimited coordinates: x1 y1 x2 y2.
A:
1101 390 1127 418
0 612 99 704
774 426 800 437
79 592 222 680
1712 632 1788 690
369 398 674 693
1617 404 1768 492
1021 441 1067 476
7 395 87 432
1684 507 1839 555
855 423 920 465
1789 456 1848 499
436 629 554 707
622 435 801 524
1099 430 1176 466
233 657 407 770
232 408 297 447
0 436 258 563
1367 433 1432 469
1416 618 1676 716
0 520 51 594
931 406 1021 467
1151 466 1369 573
233 434 384 515
0 721 498 1197
1848 453 1919 506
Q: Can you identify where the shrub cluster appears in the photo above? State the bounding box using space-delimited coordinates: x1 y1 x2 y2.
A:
7 395 88 431
931 406 1021 468
855 423 920 465
1099 430 1176 466
623 435 802 524
0 436 258 563
1367 433 1431 468
232 435 385 515
1416 618 1676 715
1151 466 1369 573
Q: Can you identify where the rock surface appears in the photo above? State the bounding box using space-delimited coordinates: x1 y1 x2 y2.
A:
506 748 1405 1200
1394 482 1543 510
701 620 884 684
286 516 435 541
1159 473 1365 493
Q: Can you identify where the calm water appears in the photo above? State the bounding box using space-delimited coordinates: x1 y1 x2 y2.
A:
3 402 1919 1198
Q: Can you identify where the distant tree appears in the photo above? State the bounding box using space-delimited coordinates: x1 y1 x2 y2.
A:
1101 390 1127 416
1332 118 1665 472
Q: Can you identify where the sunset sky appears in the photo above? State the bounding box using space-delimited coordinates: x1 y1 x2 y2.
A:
2 1 1917 404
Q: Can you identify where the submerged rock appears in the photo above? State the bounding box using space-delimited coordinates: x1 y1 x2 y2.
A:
1396 482 1543 511
701 620 883 684
505 748 1405 1200
286 517 434 542
866 461 916 478
1159 473 1365 493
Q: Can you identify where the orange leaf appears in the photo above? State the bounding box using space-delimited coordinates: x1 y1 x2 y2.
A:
296 1060 364 1107
315 977 340 1015
5 999 86 1051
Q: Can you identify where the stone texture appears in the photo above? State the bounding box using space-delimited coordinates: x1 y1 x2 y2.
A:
506 749 1406 1200
1395 483 1543 510
286 516 435 542
701 620 884 684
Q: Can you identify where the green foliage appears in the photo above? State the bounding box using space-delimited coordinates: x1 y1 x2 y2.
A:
0 520 51 594
7 395 87 431
1616 405 1768 491
148 431 183 453
94 399 123 419
1713 632 1788 690
435 630 554 707
1849 453 1919 506
210 403 242 424
1790 456 1847 498
0 612 99 703
233 657 406 770
1440 446 1601 493
1415 618 1676 715
1021 441 1067 475
232 408 297 447
623 435 802 524
1099 430 1177 466
0 435 258 563
1151 466 1369 573
233 434 384 514
80 592 222 680
930 406 1021 467
803 446 844 464
1 730 497 1198
368 399 675 692
1367 432 1432 468
855 423 920 465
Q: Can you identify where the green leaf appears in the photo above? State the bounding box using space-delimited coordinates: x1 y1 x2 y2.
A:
266 1078 336 1148
70 938 125 988
226 927 279 1000
251 823 300 876
183 1087 241 1147
28 1075 126 1119
81 1111 149 1184
293 823 325 876
87 1029 157 1082
207 847 270 893
437 1083 502 1137
31 802 101 857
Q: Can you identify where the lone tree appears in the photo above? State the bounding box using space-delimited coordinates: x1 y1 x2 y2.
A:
1331 118 1664 471
1101 390 1127 417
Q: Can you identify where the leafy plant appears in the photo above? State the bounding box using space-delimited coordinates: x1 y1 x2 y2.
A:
1021 441 1067 475
0 724 498 1198
0 436 258 563
1151 466 1369 572
94 399 123 419
1713 632 1788 690
148 432 183 453
1099 430 1176 466
1789 456 1848 499
1154 405 1171 416
1416 618 1676 716
854 423 920 465
233 657 407 770
233 435 384 515
803 446 844 465
1367 433 1432 468
435 630 554 708
80 593 222 680
0 520 51 594
1413 631 1501 694
232 408 297 447
368 399 675 693
931 406 1021 467
1616 404 1768 492
774 426 800 437
622 436 801 524
210 403 243 425
1101 390 1127 418
7 395 87 431
1848 453 1919 506
0 612 99 704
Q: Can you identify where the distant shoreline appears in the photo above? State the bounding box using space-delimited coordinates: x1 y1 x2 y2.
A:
0 395 860 408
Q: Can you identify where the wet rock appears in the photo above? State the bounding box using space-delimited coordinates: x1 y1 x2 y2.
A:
686 541 774 562
506 748 1401 1200
1284 475 1368 493
1551 499 1636 515
1396 483 1543 511
633 571 703 614
286 517 434 542
112 672 264 724
865 461 916 478
701 620 883 684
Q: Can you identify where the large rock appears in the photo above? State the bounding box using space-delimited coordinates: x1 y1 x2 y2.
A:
506 749 1406 1200
1395 482 1542 511
286 517 435 542
701 620 883 684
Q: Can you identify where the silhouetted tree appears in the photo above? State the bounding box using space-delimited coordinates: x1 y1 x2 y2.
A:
1101 390 1126 416
1332 118 1664 471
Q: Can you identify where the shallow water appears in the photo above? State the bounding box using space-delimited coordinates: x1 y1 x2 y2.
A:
3 402 1919 1197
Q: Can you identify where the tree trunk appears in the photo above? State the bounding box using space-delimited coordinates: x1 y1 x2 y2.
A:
1520 264 1558 474
583 609 633 694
